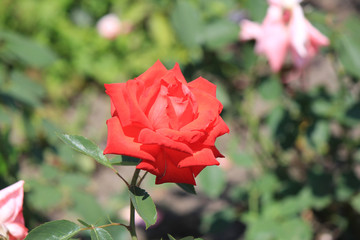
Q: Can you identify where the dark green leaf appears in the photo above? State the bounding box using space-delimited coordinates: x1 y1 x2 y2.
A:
77 219 91 227
109 155 141 166
90 228 113 240
167 235 176 240
176 183 196 195
25 220 81 240
128 186 157 229
57 133 112 168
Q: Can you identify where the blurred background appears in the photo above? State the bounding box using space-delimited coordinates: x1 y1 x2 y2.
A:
1 0 360 239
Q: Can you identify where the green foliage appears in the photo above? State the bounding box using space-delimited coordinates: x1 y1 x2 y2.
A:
90 228 113 240
24 220 81 240
128 186 157 229
57 134 112 168
176 183 196 195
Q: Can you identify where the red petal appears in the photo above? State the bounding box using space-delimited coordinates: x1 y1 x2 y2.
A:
105 83 131 126
103 117 155 161
203 116 229 145
191 166 206 177
124 80 152 128
155 150 196 185
136 60 168 84
181 88 223 132
178 148 219 168
138 128 193 154
156 128 204 143
188 77 217 97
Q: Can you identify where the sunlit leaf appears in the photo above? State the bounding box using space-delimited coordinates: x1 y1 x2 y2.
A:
57 134 112 168
25 220 81 240
90 228 113 240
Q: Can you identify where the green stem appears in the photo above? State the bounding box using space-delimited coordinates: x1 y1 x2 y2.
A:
129 168 141 240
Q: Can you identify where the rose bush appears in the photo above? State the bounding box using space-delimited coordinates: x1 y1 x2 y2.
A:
0 181 27 240
104 60 229 185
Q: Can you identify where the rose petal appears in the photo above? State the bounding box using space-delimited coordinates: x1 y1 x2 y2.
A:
103 117 155 161
156 128 205 144
136 60 168 84
178 148 219 168
188 77 217 97
161 63 187 85
203 116 230 145
147 84 171 129
105 83 131 125
6 222 27 240
138 128 193 154
0 181 24 224
289 4 308 57
181 88 223 132
240 20 263 40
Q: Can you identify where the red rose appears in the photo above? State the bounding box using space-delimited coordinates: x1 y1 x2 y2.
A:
104 60 229 185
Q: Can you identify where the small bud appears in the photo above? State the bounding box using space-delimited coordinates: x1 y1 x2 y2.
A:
96 14 122 40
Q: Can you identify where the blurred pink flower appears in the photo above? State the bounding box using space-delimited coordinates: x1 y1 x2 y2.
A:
0 181 27 240
96 14 123 40
240 0 329 72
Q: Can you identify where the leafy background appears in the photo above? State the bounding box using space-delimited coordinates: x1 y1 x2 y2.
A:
1 0 360 239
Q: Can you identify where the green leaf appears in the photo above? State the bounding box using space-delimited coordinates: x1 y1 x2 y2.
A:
128 186 157 229
176 183 196 195
258 76 283 100
109 155 141 166
90 228 113 240
72 191 104 223
336 34 360 78
57 133 112 168
0 31 57 68
77 219 91 227
203 19 239 49
243 0 267 22
167 235 202 240
351 193 360 213
25 220 81 240
27 182 62 210
6 71 45 107
307 120 330 154
167 235 177 240
171 0 204 48
197 166 226 198
179 237 196 240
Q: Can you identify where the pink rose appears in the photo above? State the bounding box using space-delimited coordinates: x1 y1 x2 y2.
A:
0 181 27 240
96 14 123 40
240 0 329 72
